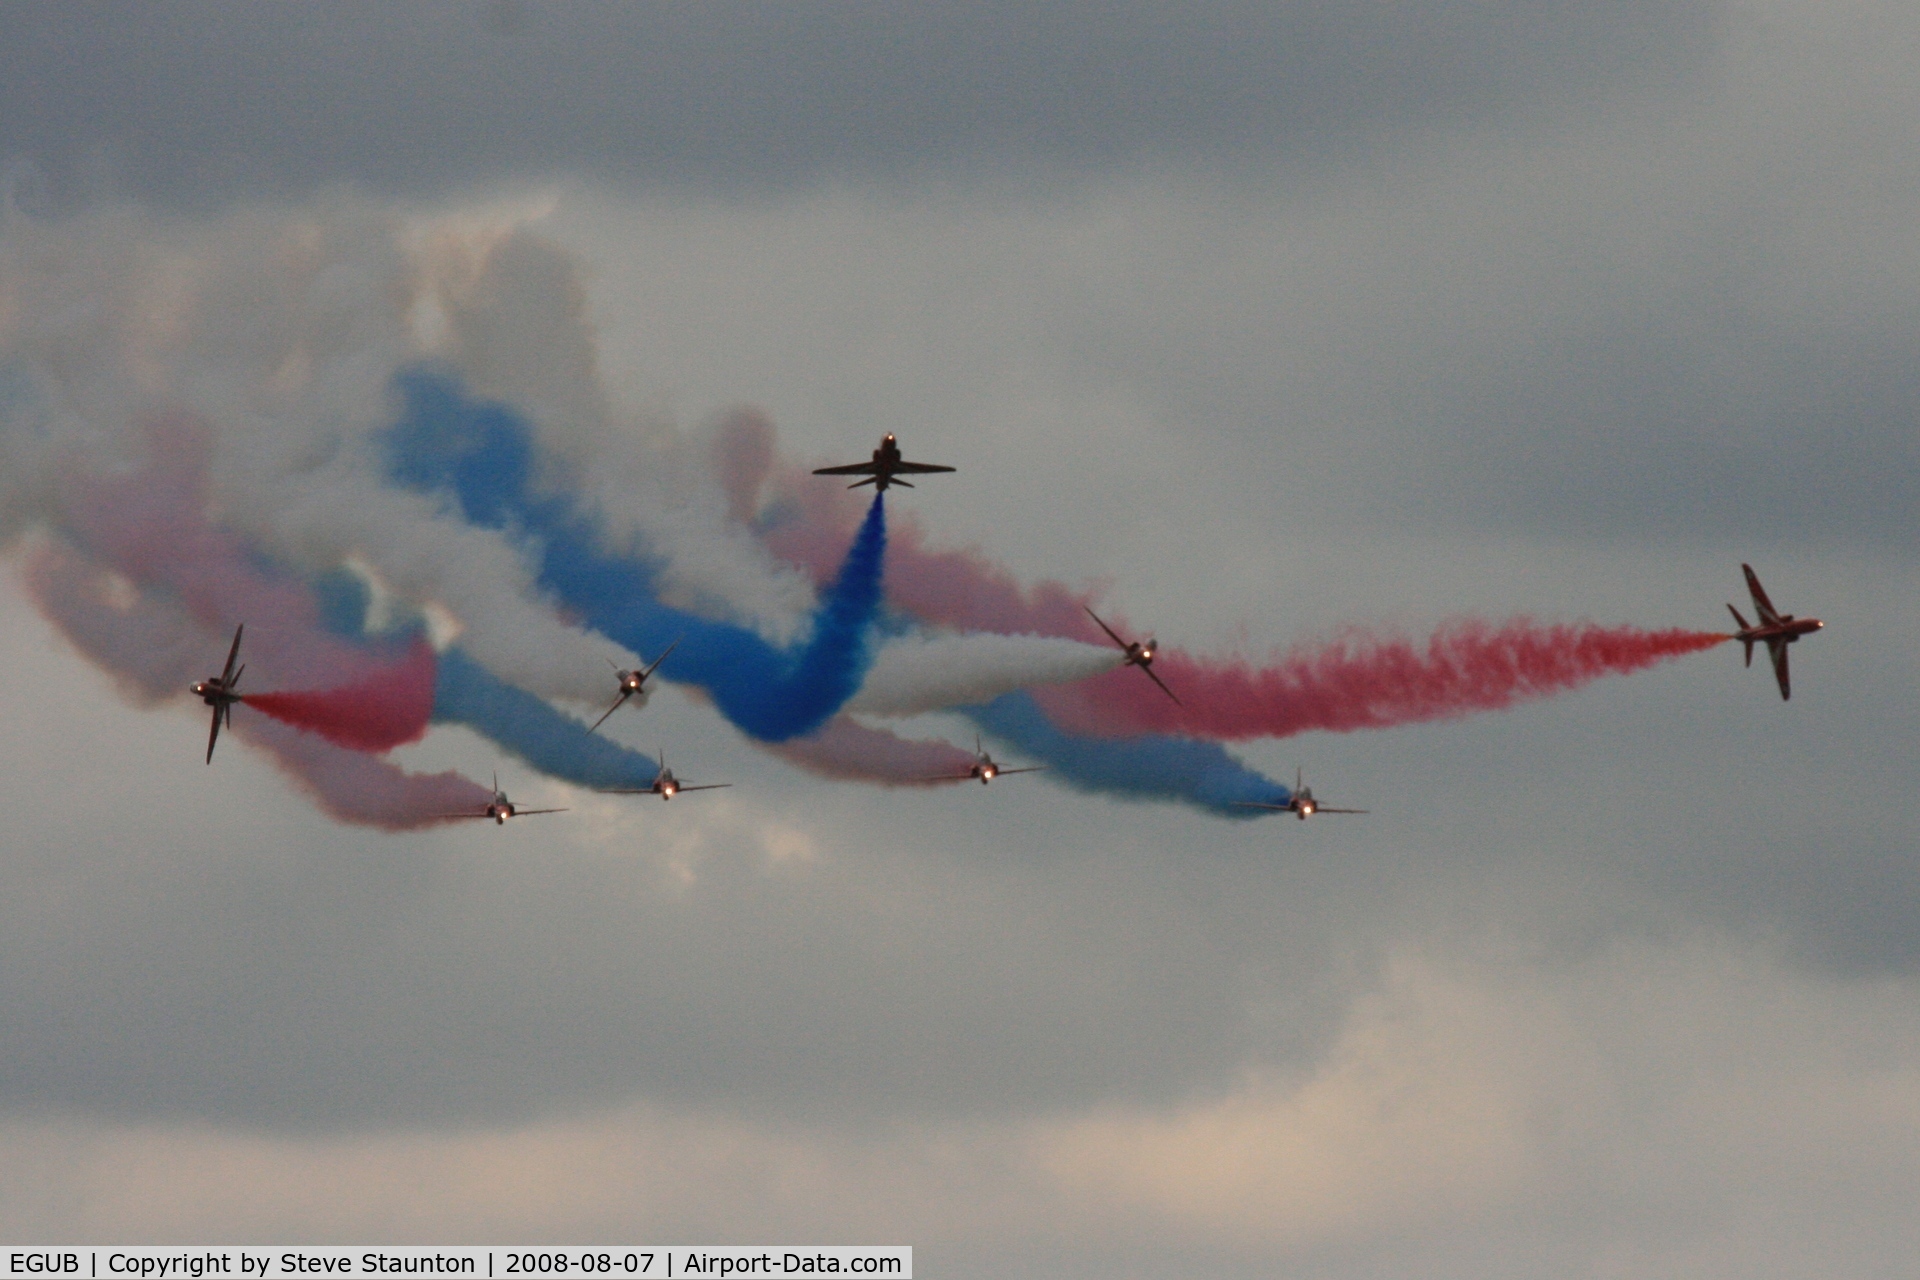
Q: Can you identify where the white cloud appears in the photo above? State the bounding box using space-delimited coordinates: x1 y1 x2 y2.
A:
4 937 1916 1276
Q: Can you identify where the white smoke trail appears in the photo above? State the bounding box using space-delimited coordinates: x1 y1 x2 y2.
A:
399 219 821 644
0 199 1125 737
0 206 579 699
849 631 1123 717
241 459 634 702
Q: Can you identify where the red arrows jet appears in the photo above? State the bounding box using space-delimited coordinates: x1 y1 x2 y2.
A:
1728 563 1823 700
812 433 955 491
1232 768 1368 820
445 772 568 825
190 623 246 763
601 751 732 801
588 639 680 734
1085 606 1180 704
932 736 1047 785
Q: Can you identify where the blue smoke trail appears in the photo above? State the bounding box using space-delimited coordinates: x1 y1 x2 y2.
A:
433 648 667 790
376 369 1297 814
967 692 1292 818
381 367 883 742
306 566 669 790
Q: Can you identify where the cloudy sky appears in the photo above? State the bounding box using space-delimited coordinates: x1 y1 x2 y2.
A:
4 1 1920 1273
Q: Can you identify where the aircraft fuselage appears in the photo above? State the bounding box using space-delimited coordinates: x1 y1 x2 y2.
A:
192 679 240 707
1736 617 1823 647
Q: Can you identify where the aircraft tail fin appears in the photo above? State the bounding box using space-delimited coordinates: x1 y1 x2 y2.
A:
1728 604 1755 666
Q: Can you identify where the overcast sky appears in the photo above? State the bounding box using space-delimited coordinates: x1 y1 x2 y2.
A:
4 2 1920 1274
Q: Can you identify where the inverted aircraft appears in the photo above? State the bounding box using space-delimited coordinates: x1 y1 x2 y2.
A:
812 433 955 491
935 736 1047 785
1727 563 1823 700
589 639 681 734
1233 769 1368 820
191 623 246 764
446 773 568 825
1085 606 1180 704
601 751 732 801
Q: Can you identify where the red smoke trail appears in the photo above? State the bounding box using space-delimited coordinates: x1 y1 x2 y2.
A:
1033 620 1730 739
24 542 493 829
720 413 1732 741
246 637 437 753
56 413 393 691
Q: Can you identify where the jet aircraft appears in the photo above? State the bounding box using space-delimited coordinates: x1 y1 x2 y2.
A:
191 623 246 764
812 433 955 491
1085 606 1180 704
1727 563 1823 700
601 751 732 801
588 639 681 734
1233 769 1368 820
934 736 1047 785
446 773 568 825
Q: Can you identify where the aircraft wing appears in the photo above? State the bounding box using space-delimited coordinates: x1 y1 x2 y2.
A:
1231 801 1292 812
1743 564 1784 626
812 462 880 476
442 812 497 820
1769 638 1791 700
1084 607 1128 648
205 705 223 764
1316 807 1369 814
220 624 245 684
995 766 1046 776
1141 663 1182 705
674 784 732 792
588 691 631 734
513 807 569 816
891 461 955 474
640 638 682 680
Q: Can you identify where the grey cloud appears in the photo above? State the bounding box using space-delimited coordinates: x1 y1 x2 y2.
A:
0 649 1359 1129
1391 315 1920 550
0 0 1714 208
